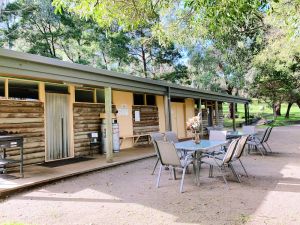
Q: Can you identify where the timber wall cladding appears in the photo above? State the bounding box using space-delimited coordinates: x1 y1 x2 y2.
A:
0 100 45 166
195 108 209 135
132 105 159 143
73 103 117 156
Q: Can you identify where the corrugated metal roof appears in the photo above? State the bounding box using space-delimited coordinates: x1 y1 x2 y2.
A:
0 48 250 103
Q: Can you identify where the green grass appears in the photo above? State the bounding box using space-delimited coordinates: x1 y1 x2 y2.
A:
222 99 300 128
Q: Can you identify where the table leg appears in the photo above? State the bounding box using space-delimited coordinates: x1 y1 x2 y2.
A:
195 152 201 186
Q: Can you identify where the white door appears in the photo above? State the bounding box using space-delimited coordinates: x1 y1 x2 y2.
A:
46 93 70 161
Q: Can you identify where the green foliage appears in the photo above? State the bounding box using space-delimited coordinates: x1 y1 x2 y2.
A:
158 64 189 84
251 1 300 108
1 0 182 78
52 0 167 30
223 101 300 128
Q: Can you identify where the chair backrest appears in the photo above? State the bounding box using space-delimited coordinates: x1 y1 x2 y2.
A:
259 128 269 143
164 131 179 143
209 130 227 141
263 127 273 142
155 140 181 167
150 132 165 156
150 132 165 143
222 138 239 164
214 125 224 131
233 135 249 159
242 125 256 135
206 126 214 134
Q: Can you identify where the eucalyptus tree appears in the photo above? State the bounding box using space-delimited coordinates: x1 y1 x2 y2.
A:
250 0 300 118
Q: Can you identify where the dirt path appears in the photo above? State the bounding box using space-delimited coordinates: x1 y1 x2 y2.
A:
0 125 300 225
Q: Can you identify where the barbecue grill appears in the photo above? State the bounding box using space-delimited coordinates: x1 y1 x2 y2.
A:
0 130 24 178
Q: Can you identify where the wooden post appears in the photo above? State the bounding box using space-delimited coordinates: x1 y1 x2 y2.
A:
167 87 172 131
105 87 113 163
246 103 250 125
232 102 236 131
164 95 170 131
215 101 219 126
4 78 8 99
244 103 248 125
93 89 97 103
144 94 147 105
38 82 45 102
68 85 75 158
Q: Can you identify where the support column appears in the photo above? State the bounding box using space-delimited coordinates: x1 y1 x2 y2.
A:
38 82 45 102
246 103 250 125
105 87 113 163
167 87 172 131
164 95 170 131
244 103 248 125
68 85 75 158
232 102 236 131
4 78 8 99
215 101 219 126
93 88 97 103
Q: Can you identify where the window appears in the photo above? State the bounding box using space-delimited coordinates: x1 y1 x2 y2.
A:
133 94 144 105
9 80 38 100
146 95 156 106
0 79 5 98
45 84 69 94
96 89 105 103
171 98 184 103
75 89 94 103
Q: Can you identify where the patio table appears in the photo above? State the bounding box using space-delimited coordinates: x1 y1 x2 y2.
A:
174 140 227 186
226 131 256 139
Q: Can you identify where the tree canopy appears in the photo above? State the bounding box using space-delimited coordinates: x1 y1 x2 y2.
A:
1 0 300 116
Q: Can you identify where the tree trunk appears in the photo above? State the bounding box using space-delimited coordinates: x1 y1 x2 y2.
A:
273 102 281 118
141 45 147 78
285 102 293 118
229 103 234 119
275 103 281 116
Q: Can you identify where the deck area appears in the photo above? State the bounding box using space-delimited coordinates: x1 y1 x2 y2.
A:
0 145 155 198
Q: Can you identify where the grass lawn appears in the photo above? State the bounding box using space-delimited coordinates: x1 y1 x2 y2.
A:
222 99 300 128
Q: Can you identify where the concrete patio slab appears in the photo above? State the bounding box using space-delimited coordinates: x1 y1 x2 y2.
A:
0 146 155 198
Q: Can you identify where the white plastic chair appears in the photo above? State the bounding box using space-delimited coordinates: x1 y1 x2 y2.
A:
209 130 227 141
164 131 179 143
209 130 228 153
242 125 256 135
155 140 194 193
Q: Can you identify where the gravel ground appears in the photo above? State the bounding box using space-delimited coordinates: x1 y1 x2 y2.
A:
0 125 300 225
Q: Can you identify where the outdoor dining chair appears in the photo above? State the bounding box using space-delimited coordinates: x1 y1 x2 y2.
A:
201 138 240 185
150 132 165 175
263 127 273 153
231 135 249 178
209 130 228 153
242 125 256 135
247 127 271 156
164 131 179 143
155 140 194 193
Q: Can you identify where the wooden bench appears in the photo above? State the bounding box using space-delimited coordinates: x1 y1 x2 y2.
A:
120 134 151 146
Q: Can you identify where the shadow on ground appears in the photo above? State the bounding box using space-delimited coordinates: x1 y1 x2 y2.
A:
1 125 300 225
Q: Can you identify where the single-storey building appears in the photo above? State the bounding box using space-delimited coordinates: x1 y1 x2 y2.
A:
0 49 250 165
